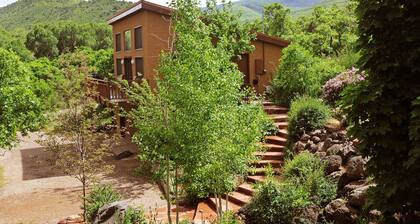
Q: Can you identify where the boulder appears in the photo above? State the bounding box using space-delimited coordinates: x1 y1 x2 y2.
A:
325 155 342 174
294 141 306 153
300 134 311 142
346 156 366 181
295 205 321 224
93 200 129 224
348 184 375 208
57 215 84 224
309 143 318 153
315 151 327 160
312 136 321 144
325 118 342 132
324 199 358 224
340 180 368 196
114 150 134 160
329 170 345 181
326 144 343 156
309 129 322 136
326 144 355 162
322 138 333 151
317 142 324 152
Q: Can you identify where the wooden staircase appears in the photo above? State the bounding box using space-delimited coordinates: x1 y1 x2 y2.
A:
194 101 289 222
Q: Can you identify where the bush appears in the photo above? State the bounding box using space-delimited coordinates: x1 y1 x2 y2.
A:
268 44 343 105
261 115 279 137
85 185 122 222
322 67 365 105
287 97 331 143
283 152 337 206
245 179 311 224
119 207 147 224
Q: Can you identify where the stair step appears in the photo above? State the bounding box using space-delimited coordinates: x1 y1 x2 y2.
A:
265 136 287 145
247 175 267 183
254 151 284 160
264 106 289 114
226 191 252 206
208 197 242 212
269 114 288 122
255 159 283 168
263 101 275 106
194 202 217 222
249 167 281 175
275 122 288 129
237 182 255 196
260 143 285 152
277 129 288 138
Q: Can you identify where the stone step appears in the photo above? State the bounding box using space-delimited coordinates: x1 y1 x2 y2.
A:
237 182 255 196
277 129 288 138
268 114 288 122
208 196 242 212
254 151 284 160
265 135 287 145
226 191 252 206
275 122 288 129
249 167 281 175
247 175 267 183
263 101 275 106
260 143 285 152
194 202 217 223
255 159 283 168
263 105 289 114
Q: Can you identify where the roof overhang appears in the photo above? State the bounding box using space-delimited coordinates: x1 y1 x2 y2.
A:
256 33 290 48
107 0 172 25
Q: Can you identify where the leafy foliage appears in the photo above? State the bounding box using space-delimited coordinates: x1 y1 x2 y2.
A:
340 0 420 220
119 207 148 224
0 28 33 61
322 67 365 105
0 48 43 149
25 25 59 58
287 97 331 143
85 185 122 222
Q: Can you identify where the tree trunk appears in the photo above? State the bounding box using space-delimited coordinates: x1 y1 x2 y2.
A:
82 179 87 222
175 164 179 224
166 155 172 224
225 194 228 212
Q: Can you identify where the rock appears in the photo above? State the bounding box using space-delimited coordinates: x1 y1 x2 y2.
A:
94 200 129 224
331 132 339 140
326 144 343 156
309 129 322 136
325 118 342 132
295 205 321 224
312 136 321 144
317 142 324 152
324 199 358 224
329 170 345 181
340 145 356 162
309 143 318 153
325 155 342 174
300 134 311 142
114 150 134 160
294 141 306 153
58 215 83 224
322 138 333 151
337 130 348 140
315 151 327 160
348 184 375 208
346 156 366 181
368 209 382 220
341 180 368 196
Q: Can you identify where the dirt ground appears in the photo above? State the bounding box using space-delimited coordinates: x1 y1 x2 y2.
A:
0 132 166 224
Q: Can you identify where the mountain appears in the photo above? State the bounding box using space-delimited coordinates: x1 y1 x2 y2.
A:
0 0 133 30
230 0 349 20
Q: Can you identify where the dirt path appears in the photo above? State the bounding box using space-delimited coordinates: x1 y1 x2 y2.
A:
0 132 166 224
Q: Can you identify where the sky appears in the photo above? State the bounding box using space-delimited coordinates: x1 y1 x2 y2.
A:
0 0 236 7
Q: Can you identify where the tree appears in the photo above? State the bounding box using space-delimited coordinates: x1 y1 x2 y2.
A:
25 25 58 58
127 0 266 222
341 0 420 222
39 56 118 221
0 48 43 150
260 3 292 37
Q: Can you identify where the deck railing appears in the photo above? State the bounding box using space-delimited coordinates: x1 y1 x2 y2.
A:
87 78 127 102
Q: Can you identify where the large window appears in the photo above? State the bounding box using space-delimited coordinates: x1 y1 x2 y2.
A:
134 27 143 49
116 59 122 76
124 30 131 51
115 33 121 52
135 57 144 78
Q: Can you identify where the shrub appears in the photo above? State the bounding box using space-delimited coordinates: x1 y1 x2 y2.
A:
268 44 344 105
245 179 311 224
85 185 122 222
283 152 337 206
261 115 278 137
213 211 242 224
322 67 365 105
287 97 332 143
119 207 147 224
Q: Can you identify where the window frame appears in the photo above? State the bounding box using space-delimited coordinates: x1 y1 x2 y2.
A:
124 29 132 51
135 57 144 79
116 58 123 77
115 33 122 52
134 26 143 50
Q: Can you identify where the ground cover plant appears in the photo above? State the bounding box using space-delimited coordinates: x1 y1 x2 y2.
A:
85 185 122 222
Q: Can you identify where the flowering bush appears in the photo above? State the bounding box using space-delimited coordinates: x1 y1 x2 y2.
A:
322 67 365 105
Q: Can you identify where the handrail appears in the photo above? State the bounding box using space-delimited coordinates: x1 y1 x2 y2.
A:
87 78 127 102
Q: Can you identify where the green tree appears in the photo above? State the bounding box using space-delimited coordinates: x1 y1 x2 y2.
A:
0 28 33 61
341 0 420 222
25 25 58 58
0 48 43 149
261 3 292 37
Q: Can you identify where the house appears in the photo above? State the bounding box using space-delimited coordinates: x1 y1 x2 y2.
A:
105 0 289 96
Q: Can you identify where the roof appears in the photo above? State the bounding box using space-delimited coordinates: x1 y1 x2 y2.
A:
107 1 290 47
107 0 172 25
256 33 290 48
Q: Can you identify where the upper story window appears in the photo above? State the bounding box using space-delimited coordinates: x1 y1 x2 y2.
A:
124 30 131 51
115 33 121 52
134 27 143 49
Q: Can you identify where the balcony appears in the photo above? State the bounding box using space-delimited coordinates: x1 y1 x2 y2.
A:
87 78 128 103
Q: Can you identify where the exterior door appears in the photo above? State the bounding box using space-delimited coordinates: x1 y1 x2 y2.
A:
237 54 250 87
124 57 132 81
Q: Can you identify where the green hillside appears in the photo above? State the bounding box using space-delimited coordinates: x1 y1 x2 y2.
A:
0 0 133 30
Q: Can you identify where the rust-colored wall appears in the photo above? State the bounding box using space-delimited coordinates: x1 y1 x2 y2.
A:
112 9 171 88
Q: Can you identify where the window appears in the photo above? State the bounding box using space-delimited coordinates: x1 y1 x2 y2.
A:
115 33 121 52
124 30 131 51
135 57 144 78
124 58 133 81
116 59 122 76
134 27 143 49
